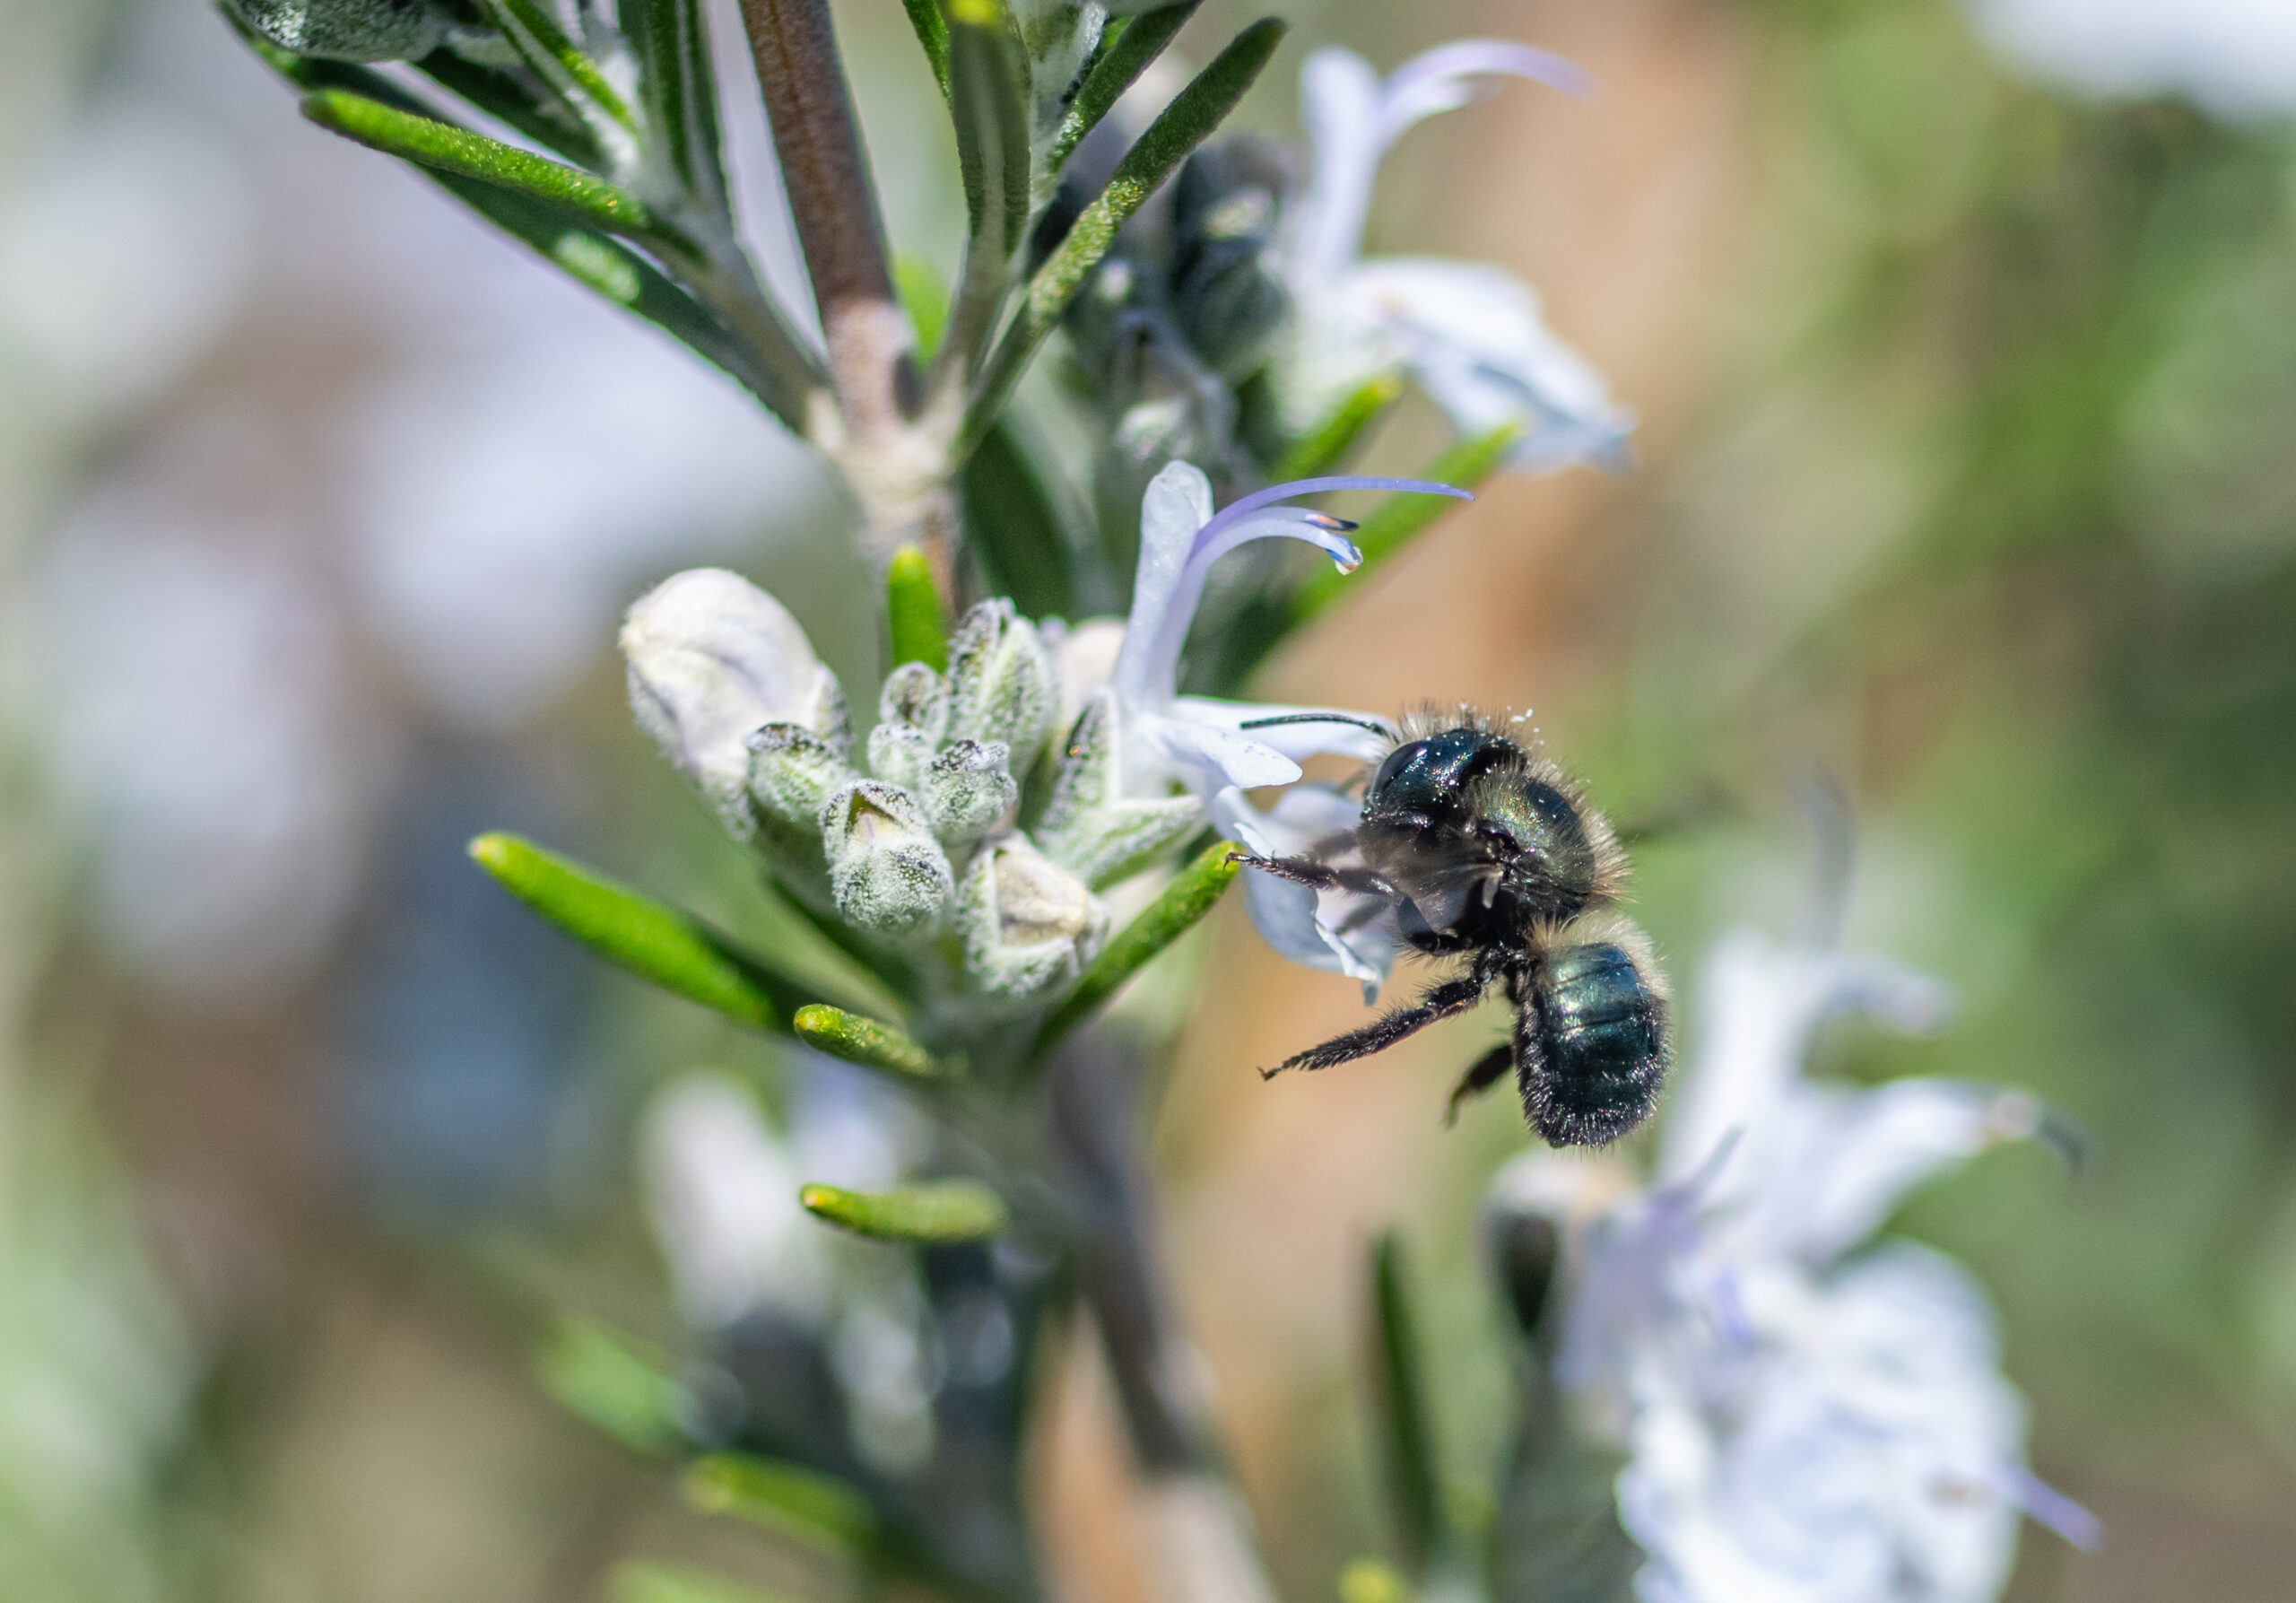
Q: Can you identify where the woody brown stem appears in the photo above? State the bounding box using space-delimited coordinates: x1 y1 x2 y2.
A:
736 0 955 591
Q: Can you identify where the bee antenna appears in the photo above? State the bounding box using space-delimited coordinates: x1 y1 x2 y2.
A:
1236 712 1397 739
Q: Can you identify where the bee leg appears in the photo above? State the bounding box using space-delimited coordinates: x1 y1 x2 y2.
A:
1444 1043 1514 1126
1262 974 1488 1078
1232 853 1396 899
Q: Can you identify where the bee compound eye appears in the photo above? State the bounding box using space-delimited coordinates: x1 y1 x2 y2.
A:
1370 741 1426 800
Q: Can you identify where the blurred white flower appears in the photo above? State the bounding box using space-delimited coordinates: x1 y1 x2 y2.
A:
642 1067 936 1474
1966 0 2296 118
1276 42 1636 474
0 108 251 420
642 1066 925 1332
643 1074 831 1329
1492 931 2100 1603
348 327 832 732
26 502 367 1000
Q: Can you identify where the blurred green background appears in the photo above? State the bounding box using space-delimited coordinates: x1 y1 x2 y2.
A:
2 1 2292 1599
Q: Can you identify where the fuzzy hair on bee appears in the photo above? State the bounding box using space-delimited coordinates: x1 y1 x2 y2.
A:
1239 705 1671 1147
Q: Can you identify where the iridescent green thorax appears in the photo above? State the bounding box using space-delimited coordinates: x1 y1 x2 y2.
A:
1359 727 1606 948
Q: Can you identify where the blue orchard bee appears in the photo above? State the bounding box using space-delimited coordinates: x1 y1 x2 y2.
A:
1239 710 1670 1147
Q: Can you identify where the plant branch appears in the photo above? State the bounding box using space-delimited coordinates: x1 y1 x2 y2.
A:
736 0 954 588
1048 1035 1280 1603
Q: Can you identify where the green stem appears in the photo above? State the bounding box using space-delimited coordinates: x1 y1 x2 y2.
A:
1030 839 1242 1067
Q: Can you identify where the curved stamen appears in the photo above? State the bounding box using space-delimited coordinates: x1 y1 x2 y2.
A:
1189 475 1466 556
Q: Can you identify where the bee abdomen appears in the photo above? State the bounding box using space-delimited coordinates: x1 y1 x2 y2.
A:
1519 943 1669 1147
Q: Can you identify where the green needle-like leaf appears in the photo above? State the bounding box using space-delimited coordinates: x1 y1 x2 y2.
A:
948 7 1029 250
470 832 810 1030
797 1180 1010 1242
792 1005 947 1084
1031 838 1241 1064
683 1452 878 1553
302 89 657 235
961 17 1287 459
895 253 952 358
885 546 950 672
1272 373 1406 481
937 0 1033 388
414 46 607 169
1369 1233 1445 1578
1043 1 1202 179
1286 423 1519 626
610 1562 801 1603
961 418 1077 619
624 0 733 214
237 37 794 417
536 1318 687 1455
479 0 636 135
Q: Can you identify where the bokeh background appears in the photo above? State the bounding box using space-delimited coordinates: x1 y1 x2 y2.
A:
4 0 2293 1599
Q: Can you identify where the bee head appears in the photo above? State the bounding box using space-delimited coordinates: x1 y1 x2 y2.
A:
1362 727 1518 822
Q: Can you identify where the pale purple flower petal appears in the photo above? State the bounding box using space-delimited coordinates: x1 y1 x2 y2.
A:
1213 783 1396 989
1111 461 1465 710
1738 1081 2047 1265
1348 259 1637 471
1658 933 1956 1189
1494 927 2092 1602
1297 41 1595 280
1286 41 1632 475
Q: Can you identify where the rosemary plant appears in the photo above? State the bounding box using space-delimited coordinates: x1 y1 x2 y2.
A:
215 4 2089 1601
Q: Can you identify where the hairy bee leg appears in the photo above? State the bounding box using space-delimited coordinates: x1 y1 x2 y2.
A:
1444 1043 1514 1126
1232 853 1396 899
1261 974 1489 1079
1300 829 1363 861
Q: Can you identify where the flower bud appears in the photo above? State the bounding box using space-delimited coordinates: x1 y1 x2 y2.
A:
1092 327 1239 559
866 662 950 790
924 740 1019 847
878 662 950 740
956 833 1107 1004
623 569 846 843
225 0 452 60
745 724 852 830
1035 692 1202 889
821 781 954 941
944 601 1057 770
1170 137 1295 382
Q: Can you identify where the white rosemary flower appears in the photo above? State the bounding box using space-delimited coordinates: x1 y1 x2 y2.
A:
1037 461 1463 928
1967 0 2296 117
1275 41 1637 474
1492 931 2100 1603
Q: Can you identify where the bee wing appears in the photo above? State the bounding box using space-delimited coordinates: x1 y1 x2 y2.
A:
1400 858 1506 934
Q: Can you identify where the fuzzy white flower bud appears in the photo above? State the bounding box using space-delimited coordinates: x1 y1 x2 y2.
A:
944 600 1057 771
866 662 950 791
821 780 954 941
1036 692 1203 888
924 740 1019 848
622 569 846 843
956 833 1107 1004
745 724 852 830
225 0 450 60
